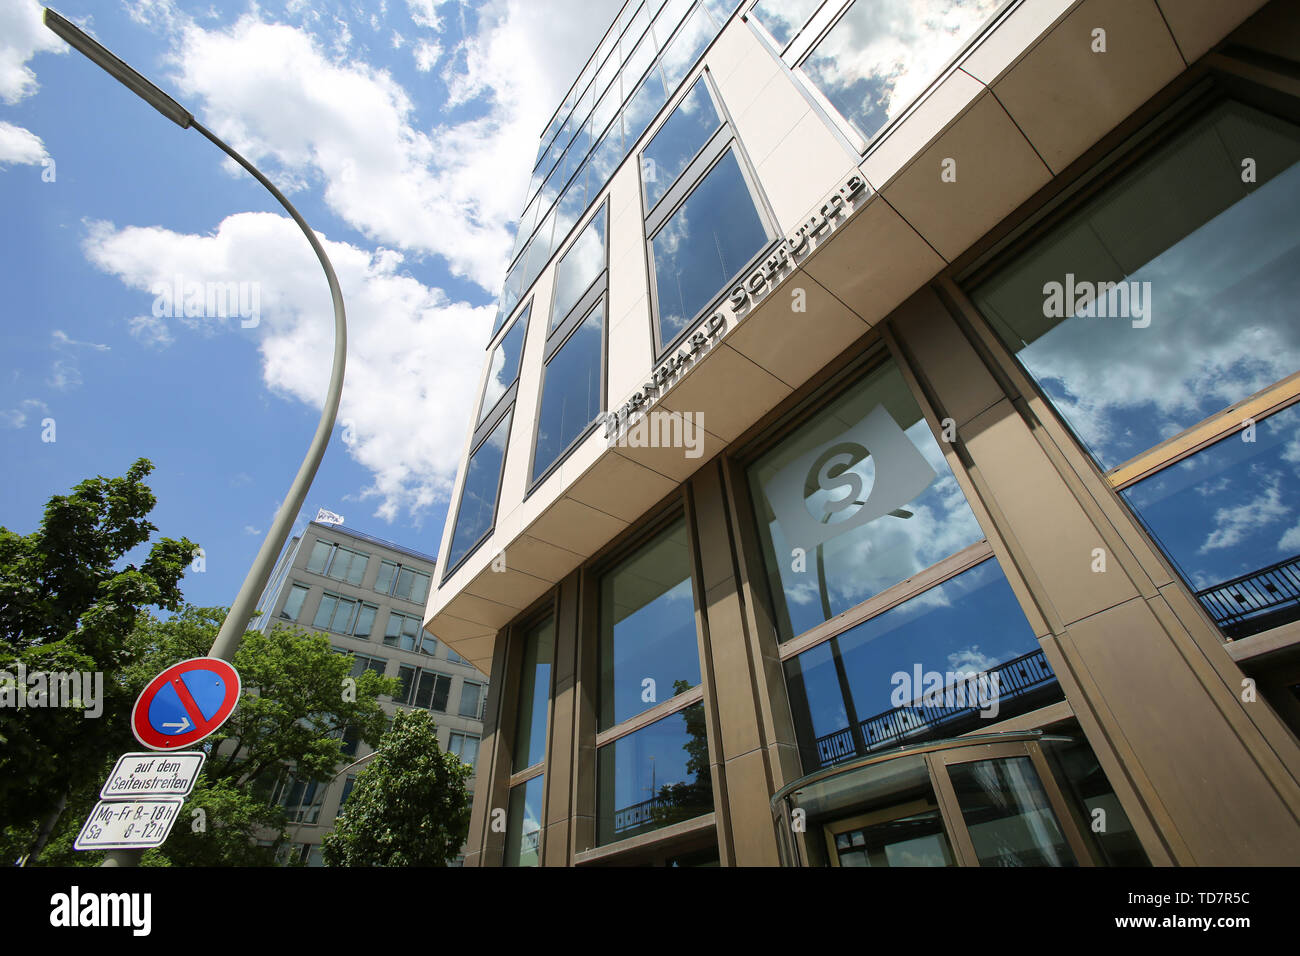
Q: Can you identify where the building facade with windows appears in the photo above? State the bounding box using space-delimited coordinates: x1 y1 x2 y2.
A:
254 520 488 864
425 0 1300 866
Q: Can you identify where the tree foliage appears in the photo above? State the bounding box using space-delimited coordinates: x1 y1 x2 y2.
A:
321 709 472 867
0 458 197 827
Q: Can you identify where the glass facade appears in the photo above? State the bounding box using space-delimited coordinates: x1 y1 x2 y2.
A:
784 558 1056 770
598 518 699 730
490 0 733 340
747 358 985 642
797 1 1008 146
972 100 1300 641
532 301 605 483
446 408 512 573
503 774 545 867
514 617 555 772
596 703 712 845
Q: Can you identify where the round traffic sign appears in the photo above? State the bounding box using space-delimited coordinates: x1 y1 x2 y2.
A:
131 657 241 751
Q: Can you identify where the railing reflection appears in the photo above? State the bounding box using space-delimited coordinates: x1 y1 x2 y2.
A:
1194 554 1300 639
814 649 1057 768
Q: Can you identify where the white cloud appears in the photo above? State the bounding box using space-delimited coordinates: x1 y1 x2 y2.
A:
0 398 48 429
127 314 175 348
83 211 490 521
406 0 443 31
243 524 263 535
46 359 82 390
1199 474 1289 553
412 38 441 72
0 0 65 105
52 329 110 351
0 120 47 166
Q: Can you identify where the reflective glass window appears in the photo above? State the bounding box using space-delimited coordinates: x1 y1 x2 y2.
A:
653 0 693 48
621 4 651 58
596 50 621 100
621 29 657 96
801 1 1008 145
784 559 1054 770
554 164 589 246
306 540 331 574
746 359 984 641
503 775 544 866
752 0 822 49
589 115 625 184
641 76 721 210
659 3 714 89
949 757 1077 867
599 518 699 729
514 617 554 772
650 148 767 350
446 409 512 571
1121 404 1300 640
597 704 712 845
533 302 604 482
551 205 608 331
971 101 1300 472
479 303 530 426
281 583 309 621
623 65 668 148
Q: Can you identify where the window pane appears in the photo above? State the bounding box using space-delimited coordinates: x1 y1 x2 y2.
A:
784 559 1056 770
949 757 1076 867
402 615 420 651
597 704 712 845
461 735 479 770
747 359 985 641
533 302 604 483
354 604 376 638
1122 404 1300 640
313 594 337 630
419 632 438 656
396 567 415 601
410 571 430 604
659 3 714 89
595 50 621 102
589 114 625 185
599 518 699 729
620 4 651 59
432 674 451 712
398 665 415 703
306 541 331 574
623 65 667 148
447 409 513 571
653 0 694 50
346 552 366 586
281 584 309 621
384 613 401 646
460 681 482 717
652 149 768 350
503 775 544 867
752 0 821 49
620 30 656 100
553 164 589 248
494 254 525 337
592 79 621 142
971 101 1300 471
551 204 608 330
803 0 1005 144
331 597 357 633
375 560 397 595
642 77 721 210
521 207 556 294
514 617 555 772
415 672 435 709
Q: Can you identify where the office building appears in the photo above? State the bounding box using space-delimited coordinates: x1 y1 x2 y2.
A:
255 519 488 864
424 0 1300 865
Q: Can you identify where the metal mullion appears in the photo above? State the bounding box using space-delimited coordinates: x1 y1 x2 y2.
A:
644 124 734 235
544 275 608 363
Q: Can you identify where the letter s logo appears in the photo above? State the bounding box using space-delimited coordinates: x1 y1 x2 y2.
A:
763 406 936 554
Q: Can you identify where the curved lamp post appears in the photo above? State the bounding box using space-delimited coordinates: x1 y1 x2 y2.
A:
44 8 348 864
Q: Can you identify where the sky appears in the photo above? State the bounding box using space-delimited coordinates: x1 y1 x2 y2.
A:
0 0 622 612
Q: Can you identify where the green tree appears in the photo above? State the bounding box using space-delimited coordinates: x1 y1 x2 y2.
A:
321 709 472 867
0 458 197 858
4 605 399 867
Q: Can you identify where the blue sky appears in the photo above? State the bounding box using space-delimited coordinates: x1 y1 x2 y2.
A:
0 0 620 612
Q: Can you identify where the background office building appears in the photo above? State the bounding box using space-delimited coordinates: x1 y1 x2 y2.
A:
423 0 1300 866
255 520 488 864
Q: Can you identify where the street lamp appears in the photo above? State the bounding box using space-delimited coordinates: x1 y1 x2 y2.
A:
44 8 348 864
